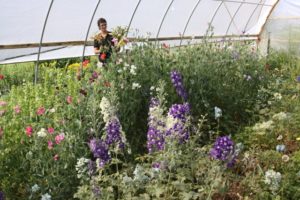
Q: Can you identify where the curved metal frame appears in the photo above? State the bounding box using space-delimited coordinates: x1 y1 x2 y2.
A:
179 0 203 46
155 0 175 45
243 0 263 33
126 0 142 37
223 2 242 35
206 1 224 37
34 0 54 84
80 0 102 73
225 0 244 35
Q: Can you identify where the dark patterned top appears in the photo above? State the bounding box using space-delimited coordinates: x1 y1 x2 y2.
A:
93 32 114 62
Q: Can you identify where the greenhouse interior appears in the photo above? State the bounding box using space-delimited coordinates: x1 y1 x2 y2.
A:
0 0 300 199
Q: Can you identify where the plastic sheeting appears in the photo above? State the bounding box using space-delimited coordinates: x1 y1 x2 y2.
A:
0 0 278 64
260 0 300 54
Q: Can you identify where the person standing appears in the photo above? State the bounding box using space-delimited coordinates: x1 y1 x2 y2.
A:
94 18 114 66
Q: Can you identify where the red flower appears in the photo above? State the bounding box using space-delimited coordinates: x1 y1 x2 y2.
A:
26 126 33 137
83 60 89 67
0 74 4 80
100 53 107 60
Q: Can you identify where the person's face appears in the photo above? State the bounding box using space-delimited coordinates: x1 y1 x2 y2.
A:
99 22 107 32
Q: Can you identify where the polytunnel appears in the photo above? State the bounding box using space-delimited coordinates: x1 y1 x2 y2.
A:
0 0 280 65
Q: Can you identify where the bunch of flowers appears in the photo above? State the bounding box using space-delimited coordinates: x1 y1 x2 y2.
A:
111 26 129 49
210 136 236 167
170 70 188 101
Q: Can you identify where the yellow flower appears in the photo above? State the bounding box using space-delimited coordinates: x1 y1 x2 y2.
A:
296 137 300 141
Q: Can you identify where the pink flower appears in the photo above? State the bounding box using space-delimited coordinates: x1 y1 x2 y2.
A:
26 126 33 137
48 140 53 150
36 107 45 116
53 154 59 161
66 96 72 104
55 134 65 144
112 37 118 45
14 105 21 114
0 101 7 107
48 127 54 134
0 74 4 80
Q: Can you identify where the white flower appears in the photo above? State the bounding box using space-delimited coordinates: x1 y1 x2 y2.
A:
31 184 40 193
41 193 52 200
130 65 137 75
132 82 141 90
75 157 90 179
272 112 288 121
37 128 47 137
100 97 114 123
282 155 289 162
273 93 282 100
117 69 122 73
253 120 274 134
214 106 222 119
264 169 281 194
49 108 56 113
150 86 155 91
124 63 129 67
97 62 103 68
277 135 283 140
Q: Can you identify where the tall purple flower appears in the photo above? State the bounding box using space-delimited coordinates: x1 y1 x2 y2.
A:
170 70 188 101
210 136 236 167
147 98 166 153
89 138 111 167
166 103 190 143
168 103 190 123
147 127 165 153
105 117 124 149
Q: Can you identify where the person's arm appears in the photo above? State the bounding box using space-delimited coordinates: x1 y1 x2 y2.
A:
94 47 100 55
94 39 100 54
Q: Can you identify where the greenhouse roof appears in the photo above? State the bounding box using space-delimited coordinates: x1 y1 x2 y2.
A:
0 0 279 64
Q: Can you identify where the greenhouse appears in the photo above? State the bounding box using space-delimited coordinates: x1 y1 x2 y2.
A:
0 0 300 199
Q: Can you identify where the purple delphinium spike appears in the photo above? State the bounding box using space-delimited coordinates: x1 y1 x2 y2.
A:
149 97 160 108
147 127 165 153
147 98 166 153
166 103 190 143
89 138 111 167
170 70 188 101
210 136 236 167
168 103 190 123
105 117 124 149
296 76 300 83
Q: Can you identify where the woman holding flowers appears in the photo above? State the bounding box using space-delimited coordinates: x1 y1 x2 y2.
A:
94 18 114 66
